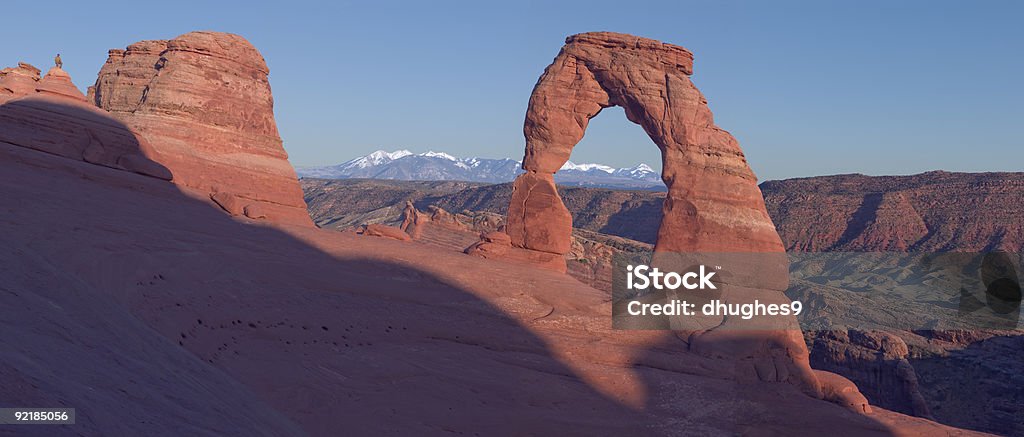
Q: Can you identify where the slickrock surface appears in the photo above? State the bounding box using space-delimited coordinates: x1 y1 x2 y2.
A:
465 230 569 273
89 31 311 226
761 172 1024 252
0 140 986 436
0 66 172 180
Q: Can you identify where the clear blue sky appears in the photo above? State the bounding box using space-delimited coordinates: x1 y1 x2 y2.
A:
3 1 1021 181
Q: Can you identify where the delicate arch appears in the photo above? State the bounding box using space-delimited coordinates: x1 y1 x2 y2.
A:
507 32 784 257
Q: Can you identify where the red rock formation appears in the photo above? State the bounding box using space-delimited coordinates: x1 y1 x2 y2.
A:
502 31 861 405
391 198 644 283
814 370 872 414
361 224 412 241
809 330 932 419
850 193 929 250
36 67 87 102
400 201 427 239
465 231 568 272
0 62 41 103
89 32 311 226
88 41 167 111
509 32 783 256
507 172 573 260
1 63 87 103
0 65 171 180
400 201 467 240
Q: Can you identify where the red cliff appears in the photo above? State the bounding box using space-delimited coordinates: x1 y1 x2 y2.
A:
89 31 312 226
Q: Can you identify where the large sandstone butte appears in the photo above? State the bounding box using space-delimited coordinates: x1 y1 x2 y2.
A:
500 31 838 401
89 32 311 226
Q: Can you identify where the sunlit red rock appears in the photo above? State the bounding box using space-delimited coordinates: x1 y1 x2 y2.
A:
506 31 847 402
361 223 412 241
511 32 783 255
0 62 41 103
36 67 87 102
90 31 312 226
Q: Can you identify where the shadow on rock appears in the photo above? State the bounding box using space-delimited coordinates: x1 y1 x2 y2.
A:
0 97 942 436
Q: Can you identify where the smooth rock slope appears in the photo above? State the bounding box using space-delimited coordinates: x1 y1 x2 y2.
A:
0 138 981 437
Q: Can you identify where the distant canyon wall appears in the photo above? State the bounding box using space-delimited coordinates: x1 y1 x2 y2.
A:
761 171 1024 252
304 170 1024 253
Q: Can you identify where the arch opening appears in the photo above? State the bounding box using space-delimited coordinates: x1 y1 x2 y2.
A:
557 106 664 189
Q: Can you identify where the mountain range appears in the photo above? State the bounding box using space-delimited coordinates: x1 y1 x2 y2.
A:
297 150 663 189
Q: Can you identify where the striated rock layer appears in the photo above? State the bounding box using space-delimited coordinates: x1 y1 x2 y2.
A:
0 62 42 103
89 32 311 226
2 140 982 436
508 32 783 256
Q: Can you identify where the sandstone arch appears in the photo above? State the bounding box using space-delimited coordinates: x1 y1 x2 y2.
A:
507 32 784 256
505 32 846 400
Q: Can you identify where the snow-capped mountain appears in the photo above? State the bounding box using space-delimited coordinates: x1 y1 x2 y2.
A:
297 150 662 188
299 150 415 177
